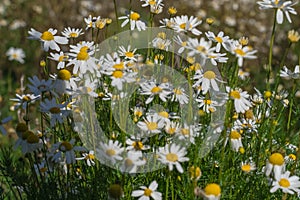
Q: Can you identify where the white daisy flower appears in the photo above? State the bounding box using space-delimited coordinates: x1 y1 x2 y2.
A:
270 171 300 194
157 143 189 173
120 150 146 173
10 93 40 110
196 98 219 113
202 183 221 200
96 140 125 165
165 121 181 136
186 37 215 65
280 65 299 79
27 76 53 95
173 35 188 53
230 41 257 67
265 152 286 179
119 11 146 31
241 161 256 173
48 51 69 69
6 47 25 63
126 137 150 151
193 70 223 94
205 31 230 52
28 28 68 52
76 150 96 166
177 123 200 144
257 0 297 24
140 81 172 104
238 69 250 80
152 37 172 51
61 27 84 38
137 113 165 135
14 130 43 154
171 87 189 105
172 15 202 36
229 130 243 152
84 15 98 29
227 87 252 113
118 45 138 61
131 180 162 200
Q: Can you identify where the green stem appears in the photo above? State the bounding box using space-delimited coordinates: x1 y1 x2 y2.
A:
287 81 296 132
113 0 119 27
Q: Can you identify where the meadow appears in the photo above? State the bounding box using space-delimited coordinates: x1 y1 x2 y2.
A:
0 0 300 199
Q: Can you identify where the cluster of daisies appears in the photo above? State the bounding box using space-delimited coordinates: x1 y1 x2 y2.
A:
1 0 300 199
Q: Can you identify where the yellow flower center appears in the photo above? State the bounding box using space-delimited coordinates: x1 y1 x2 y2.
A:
288 30 300 43
189 166 201 179
264 91 272 98
168 7 177 15
146 122 158 130
125 158 134 167
196 46 206 53
41 31 54 41
173 88 183 95
22 96 31 102
149 0 156 5
80 46 89 52
85 153 95 160
204 183 221 196
159 111 169 118
57 69 71 81
274 0 279 5
77 51 89 61
59 141 73 152
49 107 61 114
130 12 140 21
113 62 125 70
167 127 177 135
58 55 68 62
12 53 18 59
203 71 216 79
204 99 212 105
22 130 34 140
181 128 189 135
288 154 296 161
144 188 152 196
125 52 134 58
279 178 290 188
106 149 116 156
269 153 284 165
69 33 78 38
151 86 162 94
96 19 106 29
27 134 39 144
241 164 251 172
215 36 223 43
134 110 143 118
230 130 241 139
235 49 246 56
206 18 214 25
112 70 123 78
166 153 178 162
230 90 241 99
179 23 186 29
132 141 144 150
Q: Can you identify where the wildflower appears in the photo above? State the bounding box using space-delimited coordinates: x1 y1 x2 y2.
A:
280 65 299 79
118 45 138 61
168 6 177 15
206 18 214 25
229 130 243 152
108 184 124 199
131 180 162 200
288 30 300 43
227 87 252 113
157 143 189 173
230 41 257 67
10 93 40 110
265 152 286 179
205 31 230 52
14 130 42 154
241 161 256 173
119 11 146 31
97 140 125 164
137 113 165 135
203 183 221 200
40 98 70 127
120 150 146 173
48 51 69 69
84 15 98 29
173 35 187 53
270 171 300 194
61 27 84 38
189 166 202 180
193 70 223 94
152 37 172 51
126 137 150 151
165 121 181 135
6 47 25 63
172 15 202 36
238 69 250 80
28 28 68 51
51 139 85 164
171 87 189 105
27 75 53 95
140 81 172 104
0 115 12 135
141 0 164 14
257 0 297 24
76 150 95 166
196 98 219 113
186 37 215 64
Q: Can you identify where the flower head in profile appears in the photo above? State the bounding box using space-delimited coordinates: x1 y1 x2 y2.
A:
227 87 252 113
202 183 221 200
96 140 125 165
280 65 299 79
28 28 68 51
131 180 162 200
6 47 25 63
61 27 84 38
265 152 286 179
119 11 146 31
172 15 202 36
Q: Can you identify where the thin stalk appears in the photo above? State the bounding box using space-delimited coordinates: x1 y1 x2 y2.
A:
287 81 296 132
113 0 119 27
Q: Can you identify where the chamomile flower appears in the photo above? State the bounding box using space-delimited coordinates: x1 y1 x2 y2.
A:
157 143 189 173
28 28 68 52
14 130 42 154
238 69 250 80
10 93 40 110
265 152 286 179
280 65 299 79
40 98 70 127
229 130 243 152
231 41 257 67
177 123 199 144
186 37 215 64
257 0 297 24
48 51 69 69
119 11 146 31
173 35 188 53
131 180 162 200
120 150 146 173
118 45 138 61
203 183 221 200
152 37 172 51
126 137 150 151
61 27 84 38
270 171 300 194
172 15 202 36
140 81 172 104
205 31 230 52
196 98 219 113
193 70 223 94
27 76 53 95
241 161 256 173
97 140 125 165
6 47 25 63
76 150 95 166
227 87 252 113
84 15 98 29
165 121 181 136
171 87 189 105
137 113 165 135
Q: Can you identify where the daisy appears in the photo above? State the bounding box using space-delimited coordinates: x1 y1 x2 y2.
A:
171 87 189 105
207 52 228 66
96 140 125 165
157 143 189 173
110 70 137 90
265 152 286 179
0 115 12 135
28 28 68 52
202 183 221 200
196 98 219 113
280 65 299 79
270 171 300 194
62 27 84 38
14 130 42 154
176 123 199 144
126 137 150 151
141 0 163 8
173 35 187 53
119 11 146 31
229 130 243 152
84 15 98 29
149 0 164 14
205 31 230 52
6 47 25 63
227 87 252 113
172 15 202 36
189 166 202 180
10 93 40 110
40 98 70 127
120 150 146 173
51 139 85 164
137 113 165 135
140 81 172 104
152 38 172 51
118 45 138 61
288 30 300 43
186 37 215 65
48 51 69 69
241 161 256 173
193 69 223 94
131 180 162 200
238 69 250 80
257 0 297 24
27 76 53 95
76 150 96 166
165 121 181 136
